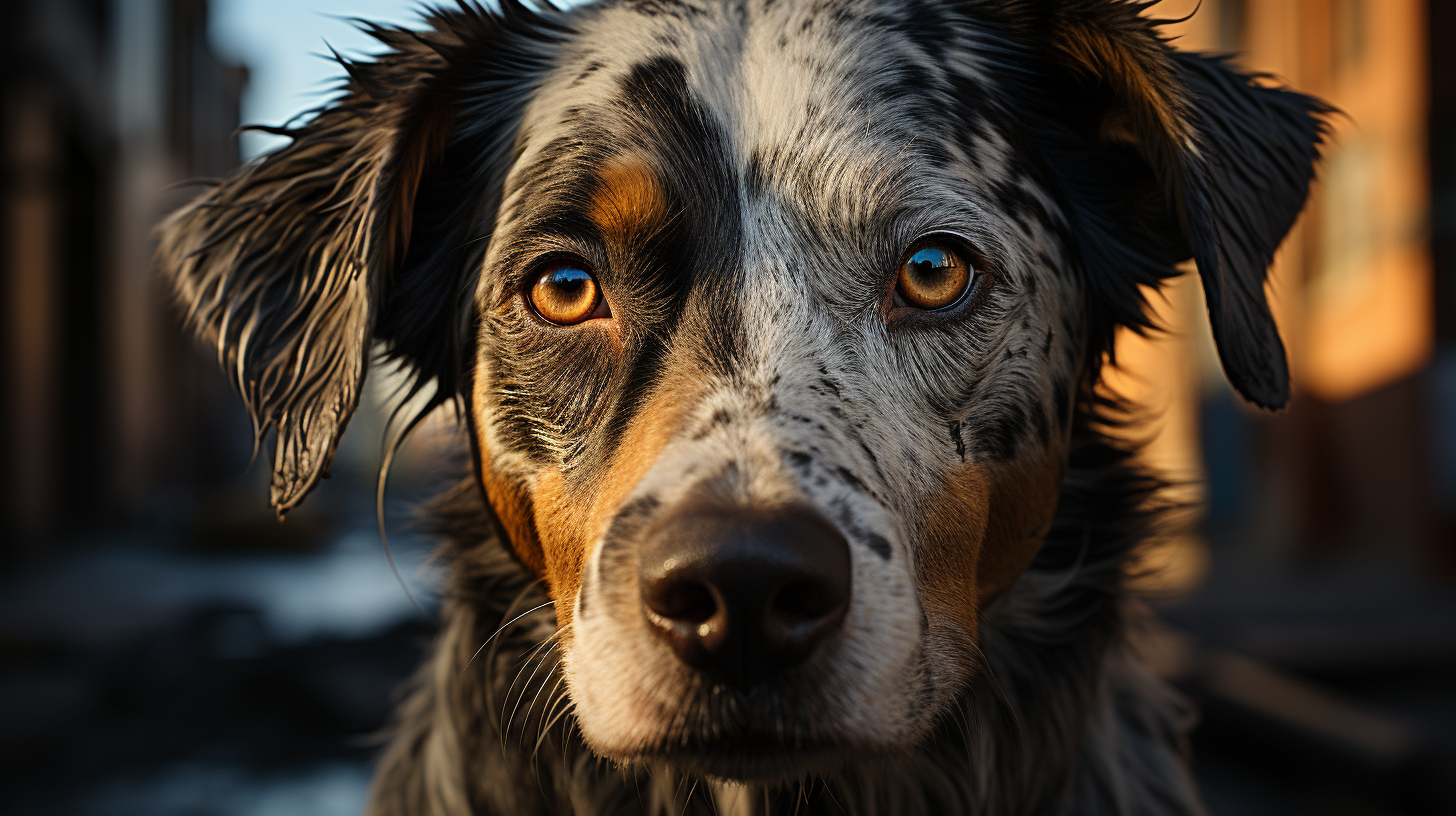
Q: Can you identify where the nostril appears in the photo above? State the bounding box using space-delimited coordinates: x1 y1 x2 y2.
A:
645 578 717 624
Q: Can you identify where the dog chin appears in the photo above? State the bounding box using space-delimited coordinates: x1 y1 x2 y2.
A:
641 738 855 783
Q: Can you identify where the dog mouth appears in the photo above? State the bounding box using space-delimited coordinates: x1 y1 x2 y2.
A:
641 732 852 781
612 678 861 780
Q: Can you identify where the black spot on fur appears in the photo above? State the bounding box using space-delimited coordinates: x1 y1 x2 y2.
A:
693 408 734 440
968 401 1026 461
627 0 706 20
599 333 672 459
826 497 890 561
950 419 966 462
618 56 690 112
598 492 663 585
572 60 604 86
856 439 882 475
785 449 813 475
865 533 892 560
833 465 875 501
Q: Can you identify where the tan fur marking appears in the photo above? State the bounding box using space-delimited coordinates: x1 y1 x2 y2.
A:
478 459 546 577
918 468 990 661
526 369 700 630
976 452 1064 598
470 353 550 581
530 470 596 626
917 452 1065 668
589 156 669 243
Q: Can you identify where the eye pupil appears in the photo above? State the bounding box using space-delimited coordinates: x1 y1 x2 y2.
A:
530 262 603 324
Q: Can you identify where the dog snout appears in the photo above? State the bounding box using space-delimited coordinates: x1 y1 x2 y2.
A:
638 504 852 688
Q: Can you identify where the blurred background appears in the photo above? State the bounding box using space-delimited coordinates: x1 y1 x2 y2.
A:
0 0 1452 814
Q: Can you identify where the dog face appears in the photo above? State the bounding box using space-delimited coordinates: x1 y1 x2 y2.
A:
159 0 1325 784
472 5 1080 774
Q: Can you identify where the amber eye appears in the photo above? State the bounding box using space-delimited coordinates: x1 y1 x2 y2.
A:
894 242 974 311
528 262 607 325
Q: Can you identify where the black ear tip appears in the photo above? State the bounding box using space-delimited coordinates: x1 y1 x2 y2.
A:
1230 375 1289 412
1204 291 1291 411
1218 331 1291 411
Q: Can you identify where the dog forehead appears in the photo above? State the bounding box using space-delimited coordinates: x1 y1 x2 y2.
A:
489 0 1041 310
512 0 993 194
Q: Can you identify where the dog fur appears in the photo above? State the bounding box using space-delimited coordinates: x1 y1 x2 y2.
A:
158 1 1327 813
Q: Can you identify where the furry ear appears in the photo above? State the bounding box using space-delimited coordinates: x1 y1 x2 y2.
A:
158 2 562 513
987 0 1329 409
1170 53 1331 408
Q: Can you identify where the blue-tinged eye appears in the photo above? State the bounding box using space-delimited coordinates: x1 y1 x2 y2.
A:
895 241 973 310
529 261 605 324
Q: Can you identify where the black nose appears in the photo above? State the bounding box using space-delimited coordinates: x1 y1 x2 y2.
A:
638 504 852 688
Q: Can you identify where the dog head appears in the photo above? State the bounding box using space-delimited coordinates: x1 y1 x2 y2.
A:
160 0 1325 782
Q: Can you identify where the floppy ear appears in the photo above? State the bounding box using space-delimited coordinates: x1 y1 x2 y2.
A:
158 2 563 513
1170 52 1330 408
985 0 1330 409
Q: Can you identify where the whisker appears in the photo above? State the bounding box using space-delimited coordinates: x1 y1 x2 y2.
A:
517 647 563 750
500 636 557 746
467 599 555 670
532 675 574 759
505 640 557 743
822 780 850 816
682 777 700 816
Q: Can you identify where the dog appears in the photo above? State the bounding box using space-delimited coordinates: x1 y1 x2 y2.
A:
158 0 1327 813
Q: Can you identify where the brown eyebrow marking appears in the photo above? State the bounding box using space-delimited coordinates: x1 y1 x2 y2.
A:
589 155 669 243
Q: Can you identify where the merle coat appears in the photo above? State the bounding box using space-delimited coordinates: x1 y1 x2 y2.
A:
158 1 1327 813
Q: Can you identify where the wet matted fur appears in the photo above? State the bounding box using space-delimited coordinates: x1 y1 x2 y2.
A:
158 1 1328 814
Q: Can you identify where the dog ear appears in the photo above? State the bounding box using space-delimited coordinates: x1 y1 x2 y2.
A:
158 3 562 513
1169 53 1330 409
988 0 1329 409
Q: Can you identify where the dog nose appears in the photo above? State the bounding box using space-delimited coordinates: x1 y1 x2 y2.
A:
638 504 852 688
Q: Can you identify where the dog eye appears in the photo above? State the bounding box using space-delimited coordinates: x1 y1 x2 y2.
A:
894 242 974 311
528 262 608 325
